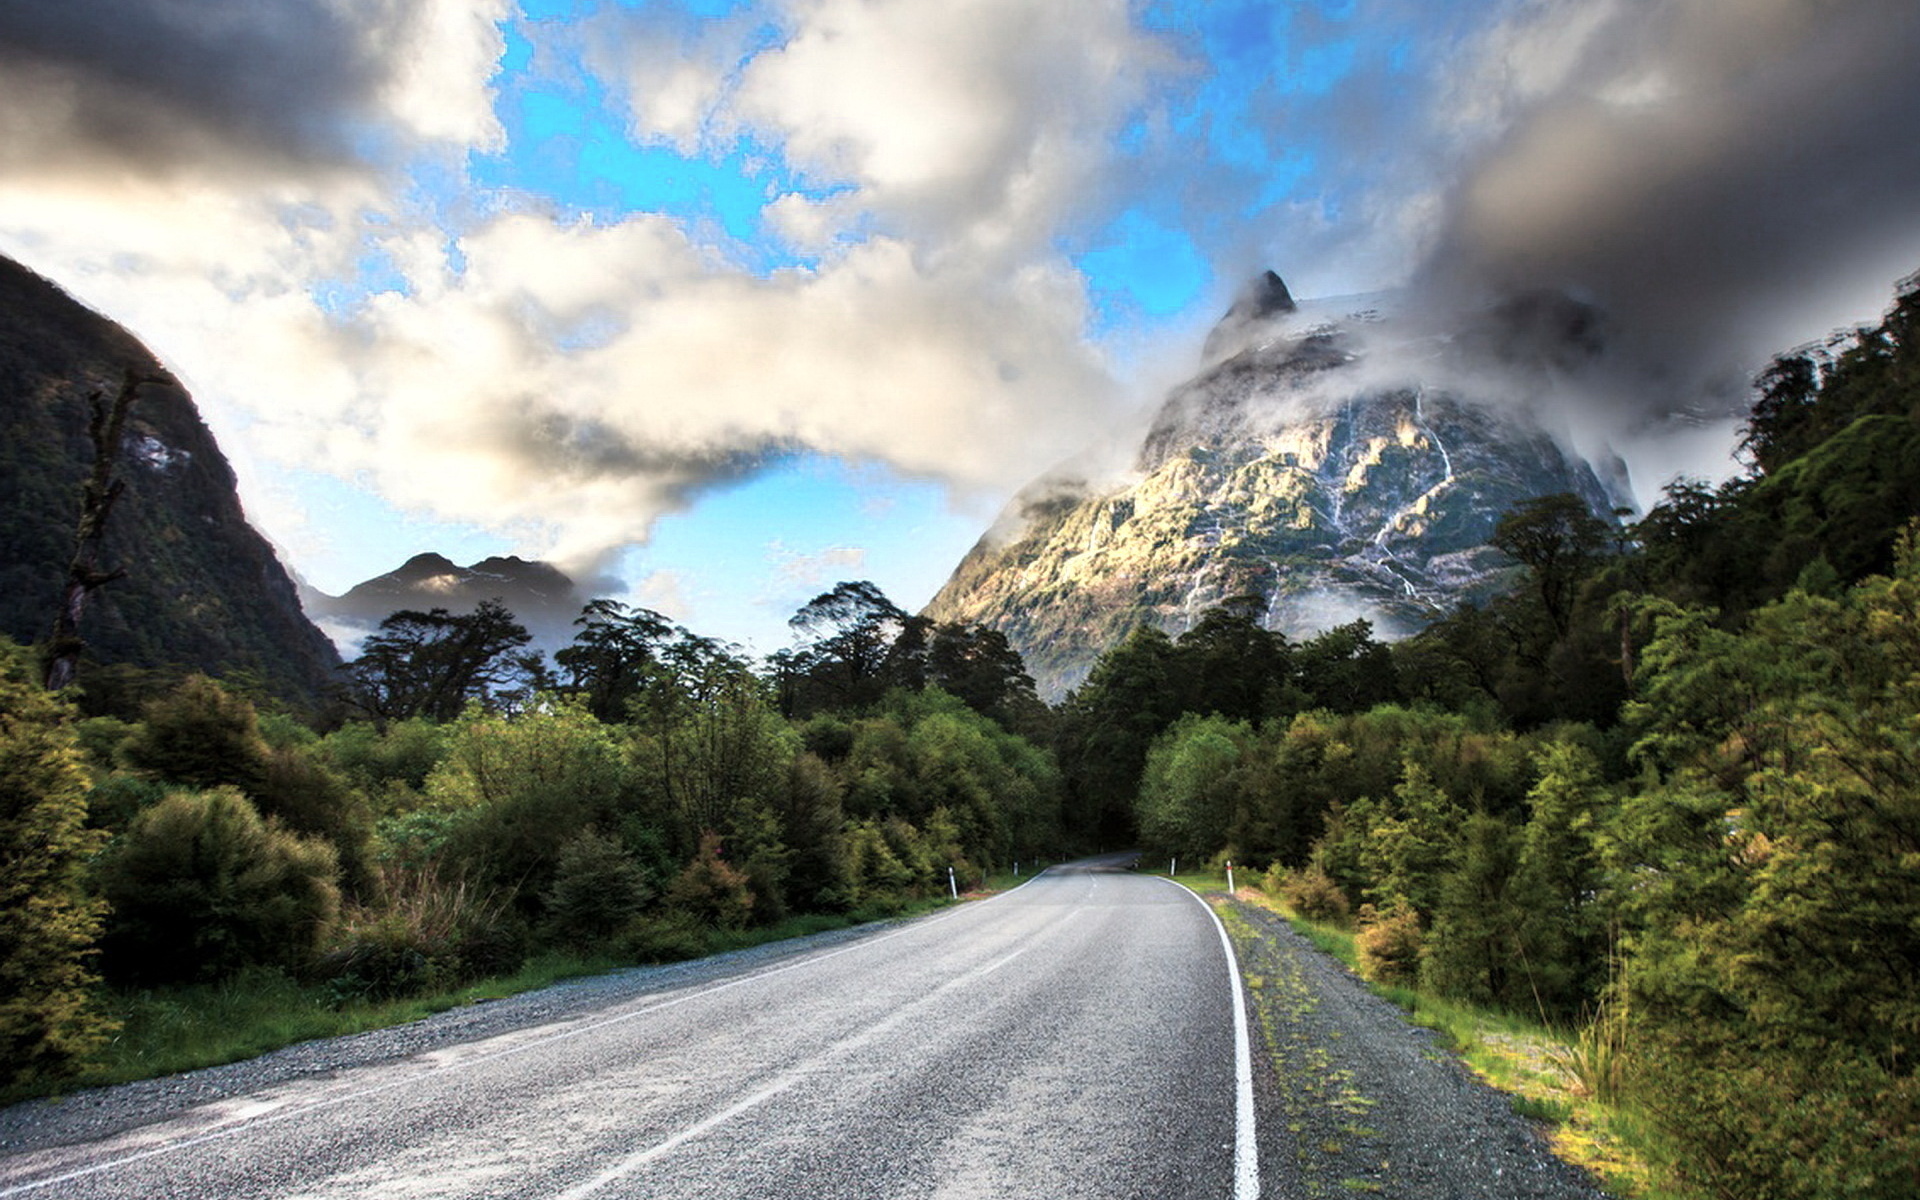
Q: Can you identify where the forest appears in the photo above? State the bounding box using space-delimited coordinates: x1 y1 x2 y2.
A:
5 272 1919 1199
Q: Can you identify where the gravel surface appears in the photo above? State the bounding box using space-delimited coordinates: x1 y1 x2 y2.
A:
1225 896 1611 1200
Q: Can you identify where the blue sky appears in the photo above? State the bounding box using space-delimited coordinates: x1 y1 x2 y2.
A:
3 0 1916 654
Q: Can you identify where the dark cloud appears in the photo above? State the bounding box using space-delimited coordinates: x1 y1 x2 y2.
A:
1414 0 1920 413
0 0 417 177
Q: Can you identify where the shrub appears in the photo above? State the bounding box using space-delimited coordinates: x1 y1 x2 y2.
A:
0 645 114 1087
1280 863 1352 925
543 829 653 947
316 867 523 1001
667 832 753 929
94 787 340 984
1355 900 1423 987
121 675 268 793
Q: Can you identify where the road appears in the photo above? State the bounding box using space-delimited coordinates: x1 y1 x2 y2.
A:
0 860 1257 1200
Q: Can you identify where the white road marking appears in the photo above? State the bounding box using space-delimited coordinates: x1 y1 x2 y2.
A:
1160 877 1261 1200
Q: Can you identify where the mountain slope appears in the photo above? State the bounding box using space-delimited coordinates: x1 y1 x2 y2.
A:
926 278 1620 700
0 255 341 703
303 553 590 654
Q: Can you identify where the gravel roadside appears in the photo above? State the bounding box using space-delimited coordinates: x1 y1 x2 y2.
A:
0 919 899 1158
1226 895 1611 1200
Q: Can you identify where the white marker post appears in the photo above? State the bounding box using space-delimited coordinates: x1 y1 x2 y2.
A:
948 866 958 900
1171 856 1177 877
1227 860 1235 894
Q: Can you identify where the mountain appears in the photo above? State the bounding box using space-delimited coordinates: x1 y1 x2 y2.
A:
0 255 342 703
303 553 590 654
925 275 1623 700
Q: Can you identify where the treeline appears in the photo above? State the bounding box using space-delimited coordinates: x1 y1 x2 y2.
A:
1086 273 1920 1198
1 583 1063 1092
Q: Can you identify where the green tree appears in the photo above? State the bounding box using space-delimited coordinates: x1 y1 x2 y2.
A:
345 601 536 723
783 581 910 714
1136 714 1248 861
1615 532 1920 1197
553 599 675 723
1057 624 1183 846
120 673 269 793
428 699 637 913
0 641 113 1087
1491 492 1612 642
544 828 653 946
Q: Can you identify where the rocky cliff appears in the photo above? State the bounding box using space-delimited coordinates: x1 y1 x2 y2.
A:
925 277 1622 700
0 255 342 703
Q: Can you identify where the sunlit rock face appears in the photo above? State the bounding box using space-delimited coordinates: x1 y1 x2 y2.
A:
925 276 1621 701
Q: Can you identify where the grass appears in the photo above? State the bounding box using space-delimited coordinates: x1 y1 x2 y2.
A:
1164 866 1687 1200
9 883 1010 1108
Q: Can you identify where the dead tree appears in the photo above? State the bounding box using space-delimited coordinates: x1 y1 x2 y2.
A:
43 368 172 691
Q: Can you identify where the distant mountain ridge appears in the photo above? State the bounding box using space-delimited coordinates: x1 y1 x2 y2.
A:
925 273 1622 700
0 254 341 702
303 552 591 653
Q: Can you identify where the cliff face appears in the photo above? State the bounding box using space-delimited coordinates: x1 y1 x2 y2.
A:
0 255 341 703
925 281 1620 700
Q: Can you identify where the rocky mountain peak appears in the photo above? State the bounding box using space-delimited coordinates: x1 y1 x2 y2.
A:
1202 269 1300 362
925 279 1623 701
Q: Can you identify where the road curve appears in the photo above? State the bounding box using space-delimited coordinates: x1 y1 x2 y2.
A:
1 861 1255 1200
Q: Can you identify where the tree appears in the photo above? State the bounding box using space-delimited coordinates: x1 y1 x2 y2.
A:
1491 492 1611 641
1293 619 1398 712
1614 531 1920 1197
1057 624 1184 845
1172 601 1294 722
784 581 908 712
44 369 172 691
553 599 675 723
344 601 535 722
1136 714 1248 860
926 622 1044 732
0 640 112 1086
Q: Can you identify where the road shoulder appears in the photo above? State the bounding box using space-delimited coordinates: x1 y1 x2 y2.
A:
1221 895 1611 1200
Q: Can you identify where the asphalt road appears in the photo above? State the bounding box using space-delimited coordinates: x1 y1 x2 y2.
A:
0 860 1257 1200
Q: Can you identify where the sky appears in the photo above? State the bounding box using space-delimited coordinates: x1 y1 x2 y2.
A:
2 0 1919 654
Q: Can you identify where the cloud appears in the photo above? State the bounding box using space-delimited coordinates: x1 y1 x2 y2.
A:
0 0 505 181
731 0 1172 260
1416 0 1920 403
768 543 868 591
0 0 1139 582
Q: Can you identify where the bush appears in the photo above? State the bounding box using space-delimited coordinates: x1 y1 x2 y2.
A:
667 832 753 930
0 644 113 1088
94 787 340 984
121 675 268 793
316 867 524 1001
543 829 653 947
1280 863 1351 925
1355 901 1423 987
616 913 710 963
